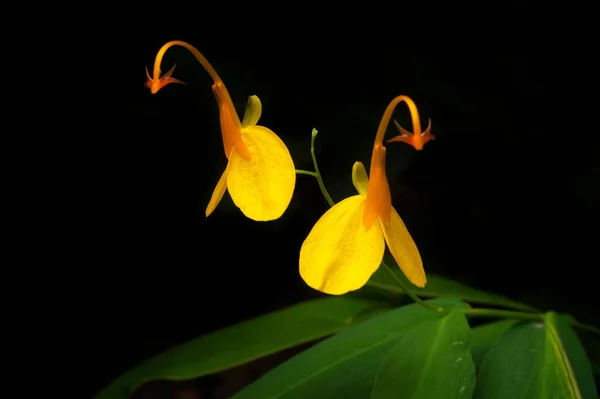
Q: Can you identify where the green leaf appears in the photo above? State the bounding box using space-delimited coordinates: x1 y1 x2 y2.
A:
470 319 517 368
94 296 389 399
366 257 536 312
231 298 469 399
371 309 475 399
474 312 597 399
548 313 598 399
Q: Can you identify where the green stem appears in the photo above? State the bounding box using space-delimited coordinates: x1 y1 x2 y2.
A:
461 310 600 336
381 261 445 312
296 169 318 177
461 308 543 321
571 320 600 335
364 280 539 313
309 129 335 208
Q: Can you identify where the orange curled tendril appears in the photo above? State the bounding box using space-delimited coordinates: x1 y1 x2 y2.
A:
362 96 430 229
145 40 251 161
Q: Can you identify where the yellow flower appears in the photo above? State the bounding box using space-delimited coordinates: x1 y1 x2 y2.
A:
145 41 296 221
299 96 428 295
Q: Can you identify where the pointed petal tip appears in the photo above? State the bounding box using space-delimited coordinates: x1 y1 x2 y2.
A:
410 276 427 288
386 135 410 144
380 207 426 289
206 164 230 218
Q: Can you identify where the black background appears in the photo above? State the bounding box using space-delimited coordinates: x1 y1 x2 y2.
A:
79 6 598 398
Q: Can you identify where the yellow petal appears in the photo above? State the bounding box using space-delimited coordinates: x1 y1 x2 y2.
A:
205 159 231 217
300 195 385 295
380 206 426 287
241 95 262 128
351 161 369 196
227 125 296 221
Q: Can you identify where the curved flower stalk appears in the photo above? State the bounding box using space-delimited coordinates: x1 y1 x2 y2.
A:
299 96 429 295
145 41 296 221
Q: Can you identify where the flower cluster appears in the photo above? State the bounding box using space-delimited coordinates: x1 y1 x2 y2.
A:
146 41 435 295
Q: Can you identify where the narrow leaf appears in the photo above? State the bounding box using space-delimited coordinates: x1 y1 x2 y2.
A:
474 313 597 399
94 296 388 399
231 298 469 399
372 309 475 399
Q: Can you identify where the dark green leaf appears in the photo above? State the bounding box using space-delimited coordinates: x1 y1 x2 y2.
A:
474 312 597 399
231 298 469 399
470 320 517 368
548 313 598 399
94 296 389 399
365 256 536 312
372 309 475 399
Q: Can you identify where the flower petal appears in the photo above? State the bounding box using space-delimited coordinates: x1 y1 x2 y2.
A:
205 159 231 217
227 125 296 221
380 206 426 287
300 195 385 295
241 95 262 128
351 161 369 196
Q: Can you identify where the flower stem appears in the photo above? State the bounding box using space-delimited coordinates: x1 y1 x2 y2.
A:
381 261 445 312
461 308 543 321
308 129 335 207
295 170 317 177
571 320 600 335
